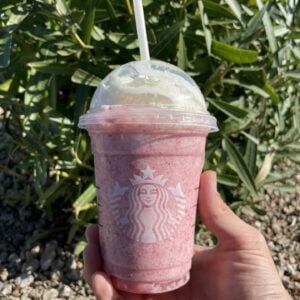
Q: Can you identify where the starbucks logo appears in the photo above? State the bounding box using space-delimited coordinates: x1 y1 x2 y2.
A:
110 166 186 244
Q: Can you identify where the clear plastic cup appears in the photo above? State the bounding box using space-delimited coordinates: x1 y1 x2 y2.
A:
79 60 217 294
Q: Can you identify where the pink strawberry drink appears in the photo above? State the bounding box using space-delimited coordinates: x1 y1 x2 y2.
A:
79 60 218 294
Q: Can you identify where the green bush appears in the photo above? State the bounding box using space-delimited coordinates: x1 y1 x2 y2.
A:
0 0 299 246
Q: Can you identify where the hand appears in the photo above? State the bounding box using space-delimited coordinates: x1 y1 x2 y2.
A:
83 171 291 300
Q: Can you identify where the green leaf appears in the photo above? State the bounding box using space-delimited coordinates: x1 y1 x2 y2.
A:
56 0 71 16
258 170 295 186
203 0 236 19
263 83 280 104
221 117 253 135
73 184 96 216
74 85 90 138
256 0 277 55
207 98 248 120
6 5 29 32
28 61 75 75
285 71 300 80
152 22 183 57
81 0 97 45
217 174 239 187
223 136 257 195
223 78 270 97
212 40 258 63
241 4 267 43
265 184 296 193
177 32 188 69
74 240 87 256
0 29 11 68
224 0 243 24
199 0 212 55
103 0 117 20
72 69 102 87
250 204 266 215
244 127 258 177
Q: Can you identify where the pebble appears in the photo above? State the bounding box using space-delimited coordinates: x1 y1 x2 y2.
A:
0 268 9 281
28 287 42 299
272 223 281 234
40 242 57 271
42 288 59 300
20 294 31 300
51 270 61 282
31 245 41 255
8 253 21 264
59 284 72 297
1 283 12 296
291 273 300 282
15 274 34 288
67 269 81 281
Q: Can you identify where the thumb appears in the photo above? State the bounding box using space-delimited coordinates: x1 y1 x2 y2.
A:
198 171 257 249
91 272 121 300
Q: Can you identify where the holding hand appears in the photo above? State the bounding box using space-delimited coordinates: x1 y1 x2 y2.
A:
83 171 291 300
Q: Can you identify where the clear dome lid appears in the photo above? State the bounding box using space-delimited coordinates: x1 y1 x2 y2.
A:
90 60 207 113
79 60 218 132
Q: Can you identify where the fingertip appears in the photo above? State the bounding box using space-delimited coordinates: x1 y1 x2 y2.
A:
91 272 120 300
85 223 99 244
200 171 217 193
83 244 102 286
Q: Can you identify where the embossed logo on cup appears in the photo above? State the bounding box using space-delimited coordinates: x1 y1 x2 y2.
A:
111 166 186 243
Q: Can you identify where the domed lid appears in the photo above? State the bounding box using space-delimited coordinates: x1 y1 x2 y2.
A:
79 60 218 131
91 60 208 113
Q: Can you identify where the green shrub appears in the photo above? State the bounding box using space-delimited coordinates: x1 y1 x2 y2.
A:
0 0 299 246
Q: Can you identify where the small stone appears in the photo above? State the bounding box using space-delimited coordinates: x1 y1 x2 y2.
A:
22 259 39 274
272 223 281 234
15 274 34 288
254 221 261 228
40 242 57 271
31 245 41 255
69 257 77 270
289 256 296 264
42 288 59 300
12 289 21 297
66 269 80 281
1 283 12 296
51 270 61 282
59 284 72 298
52 258 64 270
20 293 31 300
8 253 21 264
291 272 300 282
28 287 43 299
77 261 83 269
0 268 9 281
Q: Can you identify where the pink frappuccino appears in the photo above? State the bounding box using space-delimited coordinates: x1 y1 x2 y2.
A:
79 61 218 294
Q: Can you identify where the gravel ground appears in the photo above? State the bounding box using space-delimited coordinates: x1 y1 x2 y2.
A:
240 180 300 299
0 129 299 299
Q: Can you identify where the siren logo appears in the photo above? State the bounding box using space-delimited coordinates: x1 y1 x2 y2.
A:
110 166 186 243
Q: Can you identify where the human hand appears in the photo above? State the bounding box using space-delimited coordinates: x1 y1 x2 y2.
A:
83 171 291 300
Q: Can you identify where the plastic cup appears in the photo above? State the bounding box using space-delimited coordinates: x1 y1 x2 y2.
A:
79 60 218 294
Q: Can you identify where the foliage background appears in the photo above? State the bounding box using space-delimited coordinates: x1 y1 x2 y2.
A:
0 0 299 249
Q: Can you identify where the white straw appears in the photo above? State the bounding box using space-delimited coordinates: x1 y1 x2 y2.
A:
133 0 150 61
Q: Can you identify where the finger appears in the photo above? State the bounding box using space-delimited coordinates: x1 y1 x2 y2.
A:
85 223 99 245
198 171 257 248
83 243 103 286
91 272 121 300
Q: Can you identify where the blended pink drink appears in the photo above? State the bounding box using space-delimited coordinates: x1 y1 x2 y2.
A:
79 61 218 294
